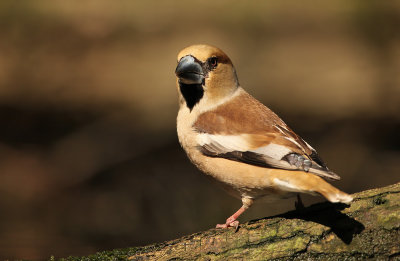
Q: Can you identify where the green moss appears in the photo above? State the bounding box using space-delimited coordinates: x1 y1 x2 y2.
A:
211 235 311 260
256 236 311 259
377 211 400 230
344 198 374 213
247 223 278 244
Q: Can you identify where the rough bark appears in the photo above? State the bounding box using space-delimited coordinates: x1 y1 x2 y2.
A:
60 183 400 261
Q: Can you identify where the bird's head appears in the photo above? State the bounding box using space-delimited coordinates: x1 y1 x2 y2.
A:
175 44 239 111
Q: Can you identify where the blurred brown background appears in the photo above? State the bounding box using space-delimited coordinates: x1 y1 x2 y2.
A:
0 1 399 260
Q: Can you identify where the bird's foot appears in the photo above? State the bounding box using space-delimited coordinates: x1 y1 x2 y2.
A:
216 221 239 229
216 217 240 231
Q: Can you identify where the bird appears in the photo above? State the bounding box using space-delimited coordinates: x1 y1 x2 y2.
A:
174 44 353 229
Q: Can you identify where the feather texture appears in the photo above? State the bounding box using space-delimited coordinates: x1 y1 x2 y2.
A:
194 89 340 180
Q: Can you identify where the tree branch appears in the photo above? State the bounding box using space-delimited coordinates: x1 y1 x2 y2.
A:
60 182 400 260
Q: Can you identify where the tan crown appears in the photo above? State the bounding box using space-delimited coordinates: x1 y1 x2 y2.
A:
177 44 231 64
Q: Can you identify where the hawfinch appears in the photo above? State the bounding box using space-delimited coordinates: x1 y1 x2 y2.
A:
175 44 352 229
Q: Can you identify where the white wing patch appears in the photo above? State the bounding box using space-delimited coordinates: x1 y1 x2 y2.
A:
196 133 291 160
253 143 292 160
196 133 251 152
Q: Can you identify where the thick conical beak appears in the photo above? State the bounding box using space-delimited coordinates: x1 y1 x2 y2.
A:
175 55 204 85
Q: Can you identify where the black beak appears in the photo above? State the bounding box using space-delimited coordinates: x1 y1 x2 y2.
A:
175 55 204 85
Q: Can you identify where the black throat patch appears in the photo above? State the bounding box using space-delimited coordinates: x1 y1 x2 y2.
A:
179 82 204 111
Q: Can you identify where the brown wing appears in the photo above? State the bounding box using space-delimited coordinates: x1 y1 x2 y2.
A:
194 89 340 180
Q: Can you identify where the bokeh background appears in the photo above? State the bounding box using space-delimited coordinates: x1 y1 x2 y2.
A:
0 1 399 259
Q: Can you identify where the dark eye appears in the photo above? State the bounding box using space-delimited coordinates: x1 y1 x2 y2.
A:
208 57 218 69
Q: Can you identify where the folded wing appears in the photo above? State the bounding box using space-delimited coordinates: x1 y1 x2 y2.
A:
196 132 340 180
193 89 340 181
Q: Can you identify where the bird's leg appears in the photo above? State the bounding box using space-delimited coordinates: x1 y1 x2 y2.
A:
216 198 253 230
295 193 305 210
216 205 247 230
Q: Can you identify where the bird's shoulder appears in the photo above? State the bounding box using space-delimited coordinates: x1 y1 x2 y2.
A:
194 88 285 135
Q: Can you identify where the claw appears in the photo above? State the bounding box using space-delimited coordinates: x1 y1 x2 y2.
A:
216 223 228 229
216 220 240 231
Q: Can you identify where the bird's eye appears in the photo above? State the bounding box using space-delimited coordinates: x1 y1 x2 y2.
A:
208 57 218 69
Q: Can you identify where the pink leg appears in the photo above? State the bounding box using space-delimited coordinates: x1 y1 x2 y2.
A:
216 198 253 230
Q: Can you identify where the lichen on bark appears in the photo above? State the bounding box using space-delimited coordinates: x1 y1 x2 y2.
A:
59 183 400 261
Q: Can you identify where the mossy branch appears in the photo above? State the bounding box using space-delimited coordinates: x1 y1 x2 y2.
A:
60 183 400 261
